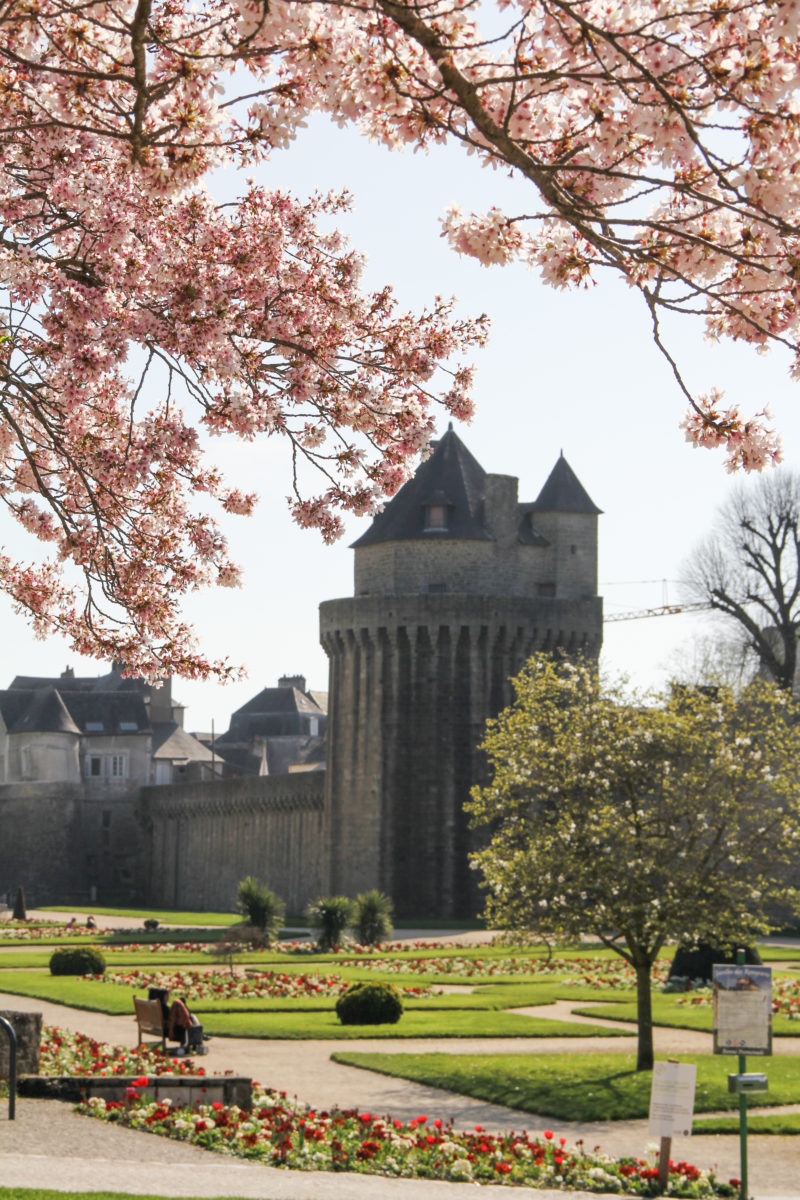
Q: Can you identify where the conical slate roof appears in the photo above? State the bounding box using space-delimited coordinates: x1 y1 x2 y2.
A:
535 453 602 514
352 426 492 547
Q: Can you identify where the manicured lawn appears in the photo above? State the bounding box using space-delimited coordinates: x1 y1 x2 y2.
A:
202 1009 626 1039
694 1112 800 1134
0 968 627 1037
42 906 242 926
575 995 800 1037
330 1050 800 1121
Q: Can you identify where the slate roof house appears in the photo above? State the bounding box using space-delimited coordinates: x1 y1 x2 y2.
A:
0 664 216 786
211 675 327 777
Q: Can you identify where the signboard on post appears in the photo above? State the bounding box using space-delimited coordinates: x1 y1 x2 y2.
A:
713 964 772 1056
648 1061 697 1139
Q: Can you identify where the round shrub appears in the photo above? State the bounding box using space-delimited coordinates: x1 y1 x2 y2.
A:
49 946 107 976
335 982 403 1025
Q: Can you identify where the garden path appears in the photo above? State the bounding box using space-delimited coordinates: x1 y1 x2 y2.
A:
1 989 799 1196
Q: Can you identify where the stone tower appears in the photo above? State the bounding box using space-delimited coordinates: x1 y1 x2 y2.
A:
319 428 603 918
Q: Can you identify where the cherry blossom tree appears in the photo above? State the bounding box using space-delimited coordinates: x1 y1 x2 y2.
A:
468 657 800 1069
5 0 800 675
259 0 800 470
0 0 485 677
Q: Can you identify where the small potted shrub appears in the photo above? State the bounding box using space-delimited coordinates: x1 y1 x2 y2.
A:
49 946 107 976
335 982 403 1025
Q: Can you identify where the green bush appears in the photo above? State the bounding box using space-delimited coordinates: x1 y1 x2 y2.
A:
235 877 285 941
49 946 107 976
306 895 355 950
353 889 393 946
336 982 404 1025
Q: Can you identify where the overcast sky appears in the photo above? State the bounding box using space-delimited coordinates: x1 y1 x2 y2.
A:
4 115 800 731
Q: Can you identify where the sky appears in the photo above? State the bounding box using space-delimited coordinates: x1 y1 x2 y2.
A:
3 113 800 732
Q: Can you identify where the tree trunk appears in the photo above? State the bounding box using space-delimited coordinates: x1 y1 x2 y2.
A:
635 960 654 1071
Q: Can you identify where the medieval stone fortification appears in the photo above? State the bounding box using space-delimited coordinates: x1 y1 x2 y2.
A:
1 429 602 918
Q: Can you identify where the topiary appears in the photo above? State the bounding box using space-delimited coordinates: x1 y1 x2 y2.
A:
49 946 107 976
335 981 403 1025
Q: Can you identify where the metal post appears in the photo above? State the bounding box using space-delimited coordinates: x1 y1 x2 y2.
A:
736 948 747 1200
0 1015 17 1120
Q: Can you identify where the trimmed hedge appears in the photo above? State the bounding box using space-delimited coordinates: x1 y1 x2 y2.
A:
49 946 107 976
335 982 403 1025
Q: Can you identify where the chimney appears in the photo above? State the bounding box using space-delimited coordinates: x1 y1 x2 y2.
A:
278 674 306 693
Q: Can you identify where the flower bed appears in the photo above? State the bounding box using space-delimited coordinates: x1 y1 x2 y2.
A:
0 921 100 941
335 954 671 987
676 976 800 1018
100 968 433 1001
76 1086 738 1195
41 1025 206 1077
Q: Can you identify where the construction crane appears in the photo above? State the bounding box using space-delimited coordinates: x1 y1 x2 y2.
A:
605 601 711 624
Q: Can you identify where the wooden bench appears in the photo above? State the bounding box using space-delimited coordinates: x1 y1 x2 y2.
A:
134 997 166 1051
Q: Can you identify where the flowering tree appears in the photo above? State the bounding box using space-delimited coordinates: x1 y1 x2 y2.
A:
0 0 485 676
264 0 800 471
5 1 800 673
467 657 800 1069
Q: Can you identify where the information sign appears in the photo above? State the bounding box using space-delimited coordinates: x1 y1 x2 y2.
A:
648 1061 697 1138
712 964 772 1056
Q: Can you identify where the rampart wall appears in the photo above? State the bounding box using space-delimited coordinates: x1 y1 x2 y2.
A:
1 773 328 914
141 774 328 915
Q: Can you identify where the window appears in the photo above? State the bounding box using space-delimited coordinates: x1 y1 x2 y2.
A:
428 583 447 593
537 582 556 597
110 754 126 778
101 810 111 848
87 756 103 778
119 721 138 732
424 504 448 531
85 721 104 732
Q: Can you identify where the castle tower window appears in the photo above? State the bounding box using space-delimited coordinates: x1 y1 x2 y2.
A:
424 503 448 531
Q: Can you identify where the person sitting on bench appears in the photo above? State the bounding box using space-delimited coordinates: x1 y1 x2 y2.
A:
148 986 207 1050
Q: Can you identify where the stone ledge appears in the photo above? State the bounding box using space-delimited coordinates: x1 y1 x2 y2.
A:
18 1074 252 1110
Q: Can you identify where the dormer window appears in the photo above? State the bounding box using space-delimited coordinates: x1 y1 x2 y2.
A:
425 503 448 531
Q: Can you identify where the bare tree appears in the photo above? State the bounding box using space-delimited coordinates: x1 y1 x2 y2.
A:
683 473 800 691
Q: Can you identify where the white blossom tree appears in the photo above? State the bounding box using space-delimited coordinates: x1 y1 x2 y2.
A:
467 657 800 1069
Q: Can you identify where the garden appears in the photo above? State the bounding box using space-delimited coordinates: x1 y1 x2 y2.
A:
2 909 799 1193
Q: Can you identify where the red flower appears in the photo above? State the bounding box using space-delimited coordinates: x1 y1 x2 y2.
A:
134 1076 149 1087
543 1130 553 1140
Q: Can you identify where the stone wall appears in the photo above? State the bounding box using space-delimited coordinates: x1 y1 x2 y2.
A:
142 774 328 914
0 1010 41 1077
320 592 603 918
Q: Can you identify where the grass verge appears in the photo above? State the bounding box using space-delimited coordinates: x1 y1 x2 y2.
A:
575 997 800 1037
39 907 241 926
330 1050 800 1121
693 1112 800 1134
